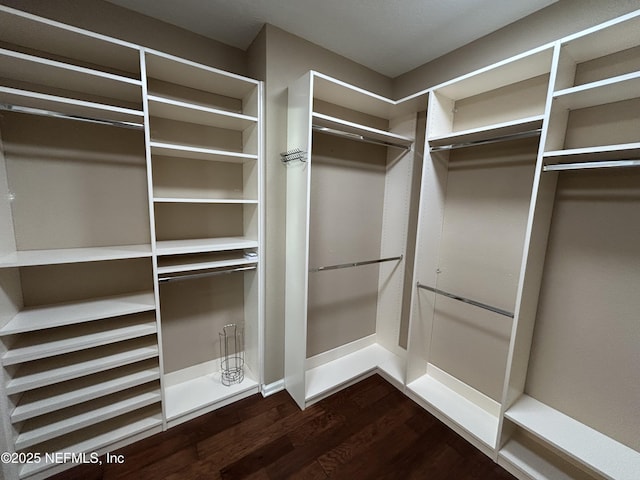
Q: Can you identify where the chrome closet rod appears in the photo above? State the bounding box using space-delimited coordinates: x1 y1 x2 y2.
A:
429 128 541 152
543 159 640 171
159 265 256 283
310 255 403 273
0 103 144 130
416 282 514 318
312 125 411 150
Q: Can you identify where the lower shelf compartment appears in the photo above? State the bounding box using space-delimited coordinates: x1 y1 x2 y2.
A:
406 365 500 452
505 395 640 480
164 363 259 426
305 342 405 405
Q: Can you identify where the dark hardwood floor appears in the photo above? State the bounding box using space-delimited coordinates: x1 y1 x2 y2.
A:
51 375 516 479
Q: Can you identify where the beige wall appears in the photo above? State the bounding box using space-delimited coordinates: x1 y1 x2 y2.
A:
0 0 247 76
394 0 640 97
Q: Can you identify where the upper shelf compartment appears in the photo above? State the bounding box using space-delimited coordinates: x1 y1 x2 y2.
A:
427 47 553 143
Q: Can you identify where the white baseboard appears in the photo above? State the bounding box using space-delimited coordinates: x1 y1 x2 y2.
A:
261 379 285 397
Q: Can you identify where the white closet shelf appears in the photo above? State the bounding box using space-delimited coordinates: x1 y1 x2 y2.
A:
428 115 544 147
153 197 258 204
544 143 640 164
148 95 257 131
19 408 163 479
0 86 144 124
164 370 259 424
15 387 161 450
0 291 155 335
156 237 259 256
2 316 157 366
0 245 153 268
312 112 413 147
11 364 160 423
0 48 142 103
553 71 640 111
434 47 553 100
499 437 581 480
505 395 640 480
406 373 499 450
305 343 403 404
157 257 257 275
150 141 257 164
6 341 159 395
145 50 259 100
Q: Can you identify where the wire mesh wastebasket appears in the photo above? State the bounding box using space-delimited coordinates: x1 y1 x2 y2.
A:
219 323 244 386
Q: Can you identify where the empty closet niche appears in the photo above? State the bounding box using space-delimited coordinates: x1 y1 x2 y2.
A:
0 112 150 265
504 169 640 480
158 266 260 426
0 257 161 479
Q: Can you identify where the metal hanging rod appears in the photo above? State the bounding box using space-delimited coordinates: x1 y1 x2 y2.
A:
159 265 256 283
416 282 514 318
312 125 411 150
310 255 403 273
544 159 640 172
0 103 144 130
429 129 541 152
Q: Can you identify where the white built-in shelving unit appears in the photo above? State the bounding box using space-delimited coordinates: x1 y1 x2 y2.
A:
0 6 263 480
284 71 427 408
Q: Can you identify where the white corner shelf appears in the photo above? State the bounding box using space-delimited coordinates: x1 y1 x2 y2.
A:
2 315 157 366
406 373 500 450
553 71 640 111
6 340 159 395
11 363 160 423
0 47 142 103
428 115 544 147
14 387 161 450
0 245 153 268
148 95 257 131
505 395 640 480
153 197 258 205
305 343 403 404
312 112 413 147
155 237 259 256
0 291 155 336
150 141 257 163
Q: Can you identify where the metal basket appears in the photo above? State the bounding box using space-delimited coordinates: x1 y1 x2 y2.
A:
219 323 244 386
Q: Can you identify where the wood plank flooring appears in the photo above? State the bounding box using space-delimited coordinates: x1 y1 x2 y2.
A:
50 375 516 479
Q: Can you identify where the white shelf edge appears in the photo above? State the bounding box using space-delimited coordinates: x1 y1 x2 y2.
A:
157 257 257 275
2 320 157 366
15 390 161 450
312 111 413 145
11 366 160 423
153 197 258 204
505 395 640 480
6 343 159 395
428 115 545 145
499 437 579 480
156 237 259 256
149 141 257 163
544 143 640 159
148 94 257 122
0 245 153 268
553 71 640 110
0 291 155 335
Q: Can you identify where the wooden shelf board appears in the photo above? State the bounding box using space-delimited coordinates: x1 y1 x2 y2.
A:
157 257 257 275
156 237 258 256
15 388 160 450
312 112 413 147
0 245 152 268
554 72 640 110
11 364 160 423
428 115 544 146
406 374 499 449
164 369 259 422
0 291 155 336
148 95 256 130
0 47 141 103
19 409 163 478
145 50 258 100
150 141 256 163
506 395 640 480
0 86 143 124
305 343 402 404
2 317 157 366
6 341 159 395
153 197 258 204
